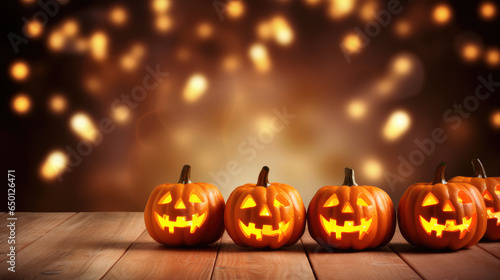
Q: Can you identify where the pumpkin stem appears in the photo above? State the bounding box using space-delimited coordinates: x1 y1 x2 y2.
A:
256 166 270 187
342 167 358 186
432 162 447 184
471 158 487 178
178 165 192 184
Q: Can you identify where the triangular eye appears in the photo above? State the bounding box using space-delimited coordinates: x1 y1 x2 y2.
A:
422 193 439 206
483 191 493 201
357 194 372 206
189 193 204 203
159 192 172 204
241 195 256 209
323 194 339 207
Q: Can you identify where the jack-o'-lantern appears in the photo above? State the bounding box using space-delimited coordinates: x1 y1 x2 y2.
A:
224 166 306 249
398 162 487 250
308 168 396 250
449 158 500 240
144 165 225 246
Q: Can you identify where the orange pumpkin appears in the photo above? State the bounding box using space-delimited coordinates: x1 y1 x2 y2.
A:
308 168 396 250
449 158 500 240
398 162 487 250
224 166 306 249
144 165 225 246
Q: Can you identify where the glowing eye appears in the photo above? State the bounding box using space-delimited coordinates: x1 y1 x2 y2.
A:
457 190 472 204
357 194 372 206
274 194 290 208
323 194 339 207
457 197 463 203
422 193 439 206
241 195 256 209
189 193 204 203
159 192 172 204
484 191 493 201
496 185 500 196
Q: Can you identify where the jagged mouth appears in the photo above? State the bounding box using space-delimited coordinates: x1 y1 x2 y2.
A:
320 215 373 240
419 215 475 239
486 207 500 225
238 220 290 242
154 211 207 233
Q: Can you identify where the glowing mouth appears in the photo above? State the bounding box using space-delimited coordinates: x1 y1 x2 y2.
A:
320 215 373 240
154 212 207 234
238 220 290 242
419 215 474 239
486 208 500 225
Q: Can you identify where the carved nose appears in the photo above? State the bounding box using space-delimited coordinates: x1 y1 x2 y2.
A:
175 199 186 209
443 200 455 212
260 205 271 216
342 202 354 213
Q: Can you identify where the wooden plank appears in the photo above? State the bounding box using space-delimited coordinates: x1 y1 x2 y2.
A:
302 230 421 280
389 228 500 280
0 212 144 279
102 230 220 280
475 242 500 260
213 233 315 280
0 212 76 262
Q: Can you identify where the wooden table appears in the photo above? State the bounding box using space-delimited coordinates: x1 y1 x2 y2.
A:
1 213 500 279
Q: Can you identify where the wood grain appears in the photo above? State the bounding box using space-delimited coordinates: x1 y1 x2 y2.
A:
389 228 500 280
103 230 220 280
303 230 421 280
476 241 500 260
0 212 75 262
0 212 144 280
213 233 315 280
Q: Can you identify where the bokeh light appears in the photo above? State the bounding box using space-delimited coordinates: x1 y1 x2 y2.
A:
394 20 411 37
492 110 500 129
26 20 43 38
271 16 294 46
383 110 411 141
227 0 245 19
479 1 497 20
48 31 65 51
89 31 108 61
363 159 383 181
12 93 31 115
49 94 67 114
70 113 99 142
197 22 213 39
485 48 500 67
112 105 131 123
432 4 452 25
110 6 128 25
155 15 172 32
183 74 208 103
342 33 363 54
249 43 271 72
347 100 367 120
152 0 170 14
461 43 481 62
10 61 30 81
62 20 78 37
40 150 68 180
359 1 378 22
391 54 413 76
328 0 355 19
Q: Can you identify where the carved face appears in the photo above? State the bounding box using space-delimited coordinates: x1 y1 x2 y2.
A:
236 191 293 243
154 188 208 234
482 185 500 226
418 190 476 239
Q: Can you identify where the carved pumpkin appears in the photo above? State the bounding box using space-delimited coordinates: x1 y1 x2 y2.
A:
308 168 396 250
224 166 306 249
449 158 500 240
398 162 487 250
144 165 225 246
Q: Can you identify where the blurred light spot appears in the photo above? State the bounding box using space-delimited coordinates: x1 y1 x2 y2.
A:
74 38 88 52
85 77 101 93
49 94 67 114
363 159 383 180
12 93 31 114
257 21 273 40
391 55 413 76
183 74 208 103
479 1 497 20
155 15 172 32
376 78 396 96
383 110 411 141
21 0 36 3
491 110 500 128
342 33 363 54
40 151 68 180
227 0 245 19
394 20 411 37
26 20 43 38
152 0 170 13
271 16 294 46
110 6 128 25
461 43 481 62
347 100 367 120
48 31 65 51
89 31 107 61
433 4 452 25
70 113 99 141
197 22 213 39
121 45 144 71
249 43 271 72
485 48 500 67
360 1 378 21
112 105 130 123
10 61 29 81
304 0 321 6
222 55 240 72
62 20 78 37
328 0 355 19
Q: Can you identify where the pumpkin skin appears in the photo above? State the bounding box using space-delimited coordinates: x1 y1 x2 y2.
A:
308 168 396 250
224 166 306 249
144 165 225 246
398 162 487 250
449 158 500 240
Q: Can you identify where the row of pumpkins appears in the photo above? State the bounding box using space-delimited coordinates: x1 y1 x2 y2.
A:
144 159 500 250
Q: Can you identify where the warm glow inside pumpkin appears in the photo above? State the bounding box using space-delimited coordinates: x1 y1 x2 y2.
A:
154 191 208 233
